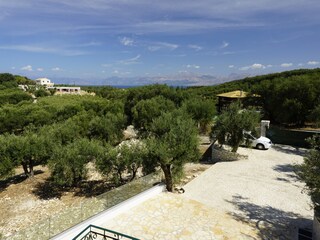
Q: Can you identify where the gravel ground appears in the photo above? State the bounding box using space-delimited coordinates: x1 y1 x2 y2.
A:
183 144 313 239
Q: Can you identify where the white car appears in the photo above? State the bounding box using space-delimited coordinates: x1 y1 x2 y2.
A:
243 132 272 150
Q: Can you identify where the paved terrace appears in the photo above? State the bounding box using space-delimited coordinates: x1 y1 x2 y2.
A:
100 145 313 239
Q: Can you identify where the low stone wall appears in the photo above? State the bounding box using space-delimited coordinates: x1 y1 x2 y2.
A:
211 144 247 163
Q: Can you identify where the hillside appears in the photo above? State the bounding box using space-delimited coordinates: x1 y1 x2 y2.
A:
1 68 320 126
186 68 320 126
0 73 34 89
0 73 35 106
186 68 320 97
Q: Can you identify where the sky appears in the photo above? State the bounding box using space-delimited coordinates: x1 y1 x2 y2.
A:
0 0 320 86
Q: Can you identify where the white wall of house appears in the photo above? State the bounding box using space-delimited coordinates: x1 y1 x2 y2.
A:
48 86 81 95
35 78 54 87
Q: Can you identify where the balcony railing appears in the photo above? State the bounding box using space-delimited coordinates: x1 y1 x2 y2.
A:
72 225 140 240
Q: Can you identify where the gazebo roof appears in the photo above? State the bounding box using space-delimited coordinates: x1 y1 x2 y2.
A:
217 90 249 98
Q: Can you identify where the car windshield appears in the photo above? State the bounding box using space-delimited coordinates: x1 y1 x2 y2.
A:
245 133 256 140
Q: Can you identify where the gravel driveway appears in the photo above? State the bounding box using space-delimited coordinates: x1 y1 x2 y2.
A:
183 145 313 239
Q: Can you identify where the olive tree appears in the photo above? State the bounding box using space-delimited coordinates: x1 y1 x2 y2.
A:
0 134 14 179
182 98 216 133
96 140 148 184
2 131 52 177
132 96 175 131
49 138 109 186
211 102 260 152
297 135 320 214
145 109 199 192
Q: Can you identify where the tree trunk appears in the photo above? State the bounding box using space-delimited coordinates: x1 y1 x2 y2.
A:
117 169 123 183
130 168 137 181
29 159 34 177
231 134 240 152
231 144 239 152
22 162 29 176
161 163 173 192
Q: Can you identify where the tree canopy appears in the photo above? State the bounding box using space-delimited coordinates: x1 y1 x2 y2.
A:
297 135 320 214
211 102 260 152
145 109 199 191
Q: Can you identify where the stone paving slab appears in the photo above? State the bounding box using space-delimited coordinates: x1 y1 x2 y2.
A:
183 145 313 239
102 192 259 239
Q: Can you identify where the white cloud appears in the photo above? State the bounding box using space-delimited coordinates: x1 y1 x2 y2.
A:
307 61 319 65
186 64 200 69
21 65 33 71
118 20 263 35
0 44 88 56
188 44 202 51
112 69 131 75
102 54 141 68
118 54 141 65
251 63 265 69
37 68 44 71
0 45 54 53
298 63 304 66
220 41 229 48
280 63 293 67
148 42 178 51
120 37 134 46
52 67 62 71
228 65 235 68
77 41 101 47
239 63 265 71
266 64 273 68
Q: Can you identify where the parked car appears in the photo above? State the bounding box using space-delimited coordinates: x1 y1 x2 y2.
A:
243 132 272 150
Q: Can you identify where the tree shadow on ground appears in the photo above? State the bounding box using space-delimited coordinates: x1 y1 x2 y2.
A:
32 178 64 200
273 164 301 183
0 170 44 192
74 180 118 198
226 195 312 240
200 143 213 162
272 144 307 157
32 178 120 199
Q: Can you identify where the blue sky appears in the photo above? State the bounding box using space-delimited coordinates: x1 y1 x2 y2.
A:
0 0 320 85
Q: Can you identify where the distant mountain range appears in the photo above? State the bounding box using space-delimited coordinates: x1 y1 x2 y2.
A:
51 72 251 86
